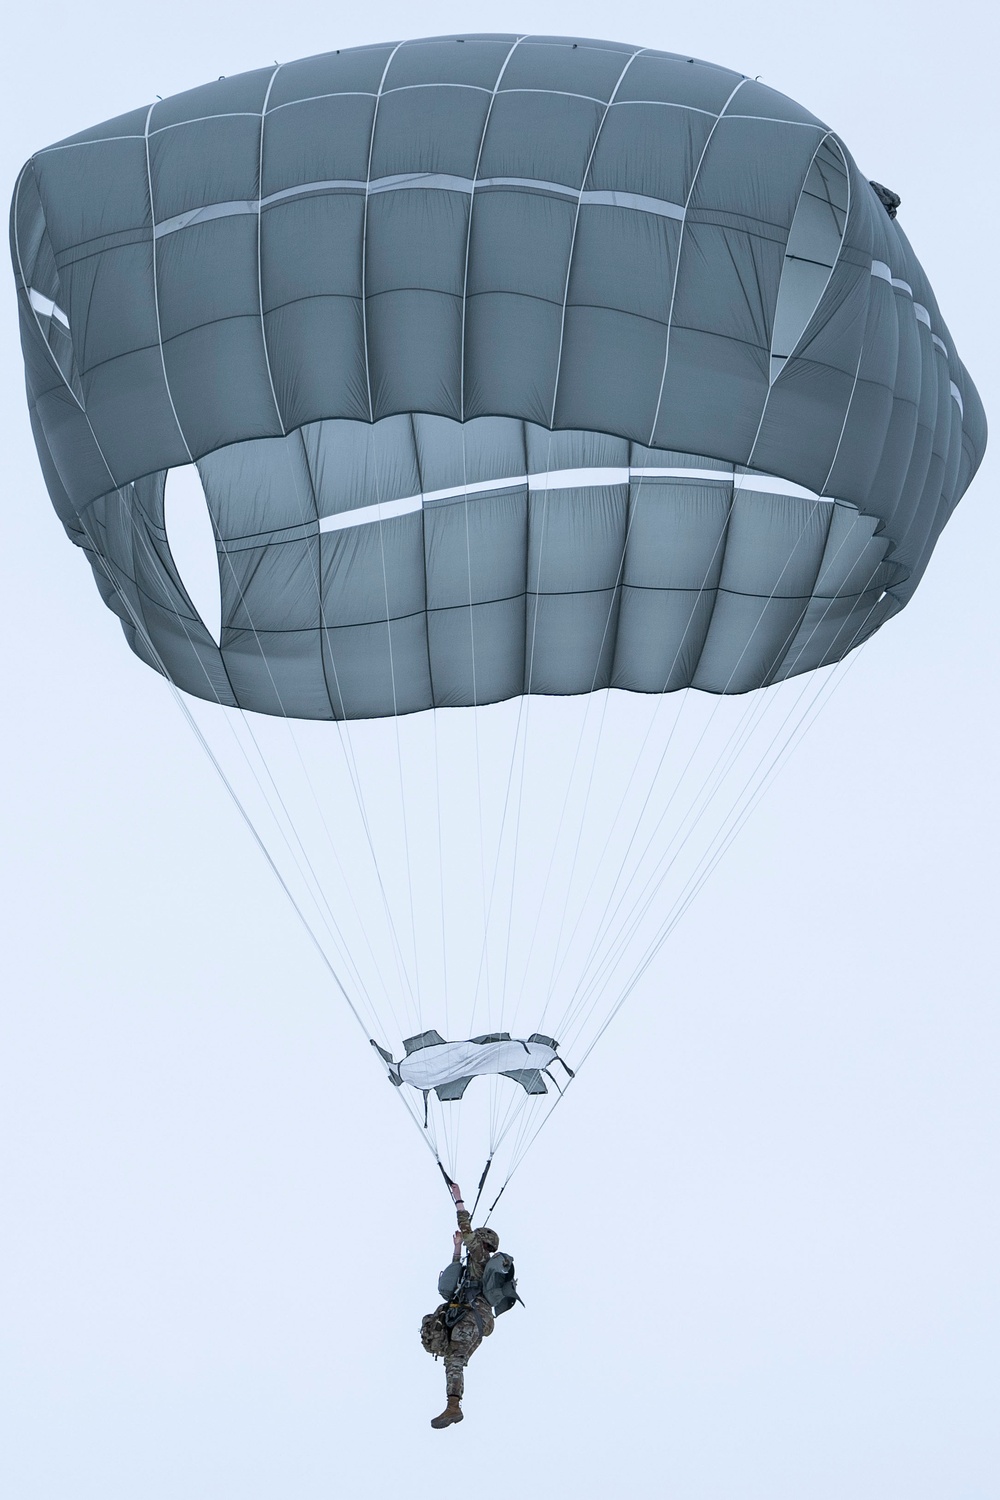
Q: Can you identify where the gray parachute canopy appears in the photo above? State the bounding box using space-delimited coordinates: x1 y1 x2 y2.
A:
12 35 986 719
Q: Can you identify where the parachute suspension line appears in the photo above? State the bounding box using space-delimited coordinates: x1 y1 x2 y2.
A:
491 459 659 1149
562 676 782 1029
330 718 415 998
650 567 885 942
145 542 405 1044
559 648 813 1037
493 456 726 1153
561 503 877 1027
590 702 876 1059
459 418 492 1042
487 424 558 1149
551 479 825 1018
194 445 416 1039
489 632 873 1203
465 693 528 1009
516 458 659 1025
462 424 538 1154
459 693 532 1149
111 489 385 1027
390 640 425 1034
553 607 763 1010
325 709 421 1024
532 470 742 1025
93 492 438 1172
656 654 869 948
208 532 405 1026
561 535 886 1052
446 419 483 1172
153 324 419 1050
76 499 388 1044
235 175 427 1030
490 417 634 1153
430 707 458 1174
492 675 533 1147
543 460 759 996
496 672 530 1023
388 1074 445 1165
457 420 570 1151
540 686 683 1015
217 712 408 1034
505 688 612 1031
530 498 863 1110
144 113 409 1038
488 1076 557 1181
575 607 881 1069
534 691 686 1045
282 429 423 1024
486 1080 575 1222
566 669 804 1032
432 708 450 1035
645 642 873 984
562 663 838 1048
407 415 446 1070
367 422 425 1034
457 428 539 1163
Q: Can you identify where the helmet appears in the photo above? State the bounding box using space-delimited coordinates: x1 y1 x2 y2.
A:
475 1228 500 1253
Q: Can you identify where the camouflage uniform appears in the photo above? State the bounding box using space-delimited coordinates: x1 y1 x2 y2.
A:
442 1209 495 1399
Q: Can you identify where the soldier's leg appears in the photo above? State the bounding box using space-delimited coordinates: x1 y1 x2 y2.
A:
431 1340 469 1428
445 1315 478 1397
431 1315 480 1427
444 1352 466 1399
452 1315 481 1365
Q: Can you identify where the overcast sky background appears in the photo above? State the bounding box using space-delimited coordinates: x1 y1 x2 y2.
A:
2 2 997 1496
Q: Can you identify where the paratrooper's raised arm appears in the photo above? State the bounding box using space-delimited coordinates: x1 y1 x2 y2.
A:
449 1180 476 1247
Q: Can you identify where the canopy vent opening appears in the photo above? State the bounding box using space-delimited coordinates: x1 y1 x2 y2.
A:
163 464 222 646
770 137 850 384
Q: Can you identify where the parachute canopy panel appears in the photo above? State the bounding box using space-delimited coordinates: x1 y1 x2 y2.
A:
12 35 986 719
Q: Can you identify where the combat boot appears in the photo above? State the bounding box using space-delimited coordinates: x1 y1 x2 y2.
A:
430 1395 463 1429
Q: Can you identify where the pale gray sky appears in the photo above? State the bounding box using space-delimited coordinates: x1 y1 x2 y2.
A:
2 2 997 1496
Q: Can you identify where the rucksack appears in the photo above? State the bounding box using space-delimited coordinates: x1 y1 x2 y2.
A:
482 1251 521 1316
420 1307 451 1359
437 1261 462 1301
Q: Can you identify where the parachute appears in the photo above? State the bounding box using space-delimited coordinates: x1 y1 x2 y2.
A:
12 36 986 1207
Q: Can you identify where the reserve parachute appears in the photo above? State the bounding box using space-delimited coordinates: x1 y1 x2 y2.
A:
12 36 986 1205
